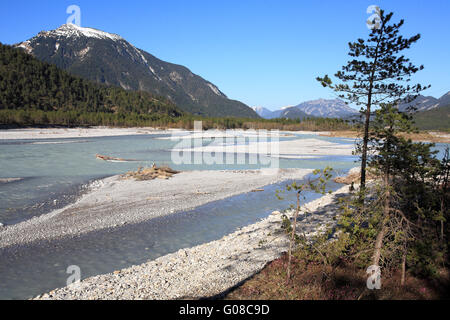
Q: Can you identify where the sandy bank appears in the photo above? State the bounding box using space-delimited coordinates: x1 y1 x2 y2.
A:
0 127 178 140
34 184 351 300
0 169 312 249
320 130 450 144
174 137 354 157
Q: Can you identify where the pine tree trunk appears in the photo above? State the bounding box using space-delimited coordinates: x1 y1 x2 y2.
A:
401 248 407 286
360 106 371 191
372 171 390 266
441 196 445 244
360 35 381 192
372 225 387 267
286 191 301 284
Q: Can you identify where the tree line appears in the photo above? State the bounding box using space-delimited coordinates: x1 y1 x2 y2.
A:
0 43 357 131
277 9 448 298
0 43 183 122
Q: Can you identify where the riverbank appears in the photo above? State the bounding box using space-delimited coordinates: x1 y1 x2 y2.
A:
0 169 312 249
0 127 328 140
33 183 351 300
0 127 180 140
319 130 450 143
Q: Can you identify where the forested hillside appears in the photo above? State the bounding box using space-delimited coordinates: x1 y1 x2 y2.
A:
0 43 183 126
15 24 259 118
414 104 450 131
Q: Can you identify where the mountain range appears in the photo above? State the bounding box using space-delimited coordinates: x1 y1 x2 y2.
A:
253 99 359 119
15 24 258 118
398 92 450 112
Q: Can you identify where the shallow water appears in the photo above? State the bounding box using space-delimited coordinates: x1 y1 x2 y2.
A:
0 133 357 225
0 178 343 300
0 131 446 300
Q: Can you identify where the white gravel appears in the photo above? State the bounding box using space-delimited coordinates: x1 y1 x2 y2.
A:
0 169 312 249
174 138 354 157
34 184 350 300
0 127 177 140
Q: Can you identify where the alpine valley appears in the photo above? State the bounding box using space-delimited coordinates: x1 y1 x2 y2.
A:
15 24 259 118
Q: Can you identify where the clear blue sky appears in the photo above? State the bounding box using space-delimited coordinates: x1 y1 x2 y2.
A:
0 0 449 110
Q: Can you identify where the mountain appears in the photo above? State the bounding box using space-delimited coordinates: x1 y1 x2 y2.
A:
257 99 358 119
15 24 258 118
0 43 182 126
398 95 439 112
277 107 310 120
252 106 274 118
398 91 450 112
438 91 450 106
413 103 450 131
294 99 358 118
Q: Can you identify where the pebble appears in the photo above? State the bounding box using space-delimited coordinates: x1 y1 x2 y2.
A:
32 184 349 300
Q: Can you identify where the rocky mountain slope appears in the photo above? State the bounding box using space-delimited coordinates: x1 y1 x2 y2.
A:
15 24 258 118
254 99 357 119
398 92 450 112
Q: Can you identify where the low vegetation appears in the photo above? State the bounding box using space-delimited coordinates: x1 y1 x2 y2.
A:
226 101 449 300
225 256 449 300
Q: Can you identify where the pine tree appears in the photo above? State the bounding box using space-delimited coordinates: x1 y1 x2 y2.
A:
317 9 429 191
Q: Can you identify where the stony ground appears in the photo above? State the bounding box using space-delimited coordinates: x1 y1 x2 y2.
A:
0 169 311 249
34 184 350 300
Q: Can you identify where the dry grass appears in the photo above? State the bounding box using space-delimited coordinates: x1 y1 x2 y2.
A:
334 169 377 185
224 253 450 300
320 131 450 143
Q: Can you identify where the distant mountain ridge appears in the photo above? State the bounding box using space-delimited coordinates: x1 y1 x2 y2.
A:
398 91 450 112
251 107 274 119
253 99 358 119
294 99 358 118
413 103 450 131
15 24 258 118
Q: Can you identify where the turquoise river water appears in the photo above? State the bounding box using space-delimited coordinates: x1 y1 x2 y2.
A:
0 132 447 299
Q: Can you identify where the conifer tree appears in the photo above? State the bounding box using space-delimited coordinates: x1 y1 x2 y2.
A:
317 9 429 190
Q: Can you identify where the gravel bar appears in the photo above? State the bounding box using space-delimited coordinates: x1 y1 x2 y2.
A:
34 184 350 300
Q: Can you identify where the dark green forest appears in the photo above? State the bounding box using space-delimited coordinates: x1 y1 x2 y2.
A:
0 43 184 126
413 104 450 131
0 43 355 130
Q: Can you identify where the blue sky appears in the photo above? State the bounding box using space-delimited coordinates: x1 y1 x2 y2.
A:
0 0 449 110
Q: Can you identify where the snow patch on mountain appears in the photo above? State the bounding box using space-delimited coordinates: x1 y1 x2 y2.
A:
47 23 124 41
17 41 32 54
77 47 90 59
132 47 162 80
169 72 183 83
295 99 358 118
207 83 224 97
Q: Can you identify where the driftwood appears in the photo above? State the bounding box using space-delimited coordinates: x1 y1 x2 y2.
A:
334 169 376 185
96 154 137 162
121 166 180 181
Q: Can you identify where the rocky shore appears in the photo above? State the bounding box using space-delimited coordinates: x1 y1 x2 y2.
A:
0 169 312 249
34 184 350 300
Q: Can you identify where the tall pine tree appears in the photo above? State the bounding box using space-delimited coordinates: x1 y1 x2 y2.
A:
317 9 429 190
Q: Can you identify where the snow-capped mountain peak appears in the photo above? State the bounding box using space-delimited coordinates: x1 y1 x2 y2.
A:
254 99 359 119
295 99 358 118
14 24 258 118
252 106 275 118
40 24 124 41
